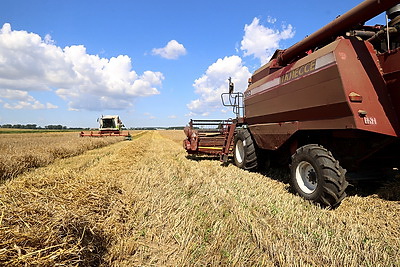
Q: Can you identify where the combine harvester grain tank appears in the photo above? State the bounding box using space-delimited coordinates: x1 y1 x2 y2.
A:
184 0 400 208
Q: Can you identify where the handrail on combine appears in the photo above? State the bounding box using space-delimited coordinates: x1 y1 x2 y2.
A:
221 92 244 119
221 77 244 118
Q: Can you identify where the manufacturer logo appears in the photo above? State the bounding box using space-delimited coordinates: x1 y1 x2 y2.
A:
280 60 316 83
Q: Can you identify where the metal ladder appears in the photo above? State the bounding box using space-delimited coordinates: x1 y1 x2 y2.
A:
219 119 237 163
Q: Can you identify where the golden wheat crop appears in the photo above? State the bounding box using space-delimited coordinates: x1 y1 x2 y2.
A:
0 130 399 266
0 131 140 181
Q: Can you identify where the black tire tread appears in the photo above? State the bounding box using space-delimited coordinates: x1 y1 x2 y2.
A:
234 129 258 171
290 144 348 208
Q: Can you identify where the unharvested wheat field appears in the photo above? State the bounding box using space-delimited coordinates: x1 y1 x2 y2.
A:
0 130 144 181
0 130 399 266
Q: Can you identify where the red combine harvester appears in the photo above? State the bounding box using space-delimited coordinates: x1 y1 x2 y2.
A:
184 0 400 208
80 115 131 139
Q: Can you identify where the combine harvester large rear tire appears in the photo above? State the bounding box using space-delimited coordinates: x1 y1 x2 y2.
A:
290 144 348 208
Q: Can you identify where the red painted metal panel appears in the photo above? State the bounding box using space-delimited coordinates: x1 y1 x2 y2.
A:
334 38 399 137
244 36 400 150
378 48 400 123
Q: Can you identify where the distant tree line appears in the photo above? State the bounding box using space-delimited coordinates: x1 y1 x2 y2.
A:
1 124 41 129
45 125 67 130
0 124 87 130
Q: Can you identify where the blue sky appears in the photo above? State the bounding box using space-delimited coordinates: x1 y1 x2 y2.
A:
0 0 387 128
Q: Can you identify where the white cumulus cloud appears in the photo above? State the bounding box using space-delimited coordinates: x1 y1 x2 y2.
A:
187 55 251 116
186 17 295 118
241 17 295 65
152 40 187 60
0 23 164 111
0 89 35 101
4 100 58 110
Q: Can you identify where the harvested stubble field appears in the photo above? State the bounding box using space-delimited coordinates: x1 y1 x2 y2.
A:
0 130 399 266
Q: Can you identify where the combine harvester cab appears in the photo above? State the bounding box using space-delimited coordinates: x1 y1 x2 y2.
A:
185 0 400 208
80 115 131 139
